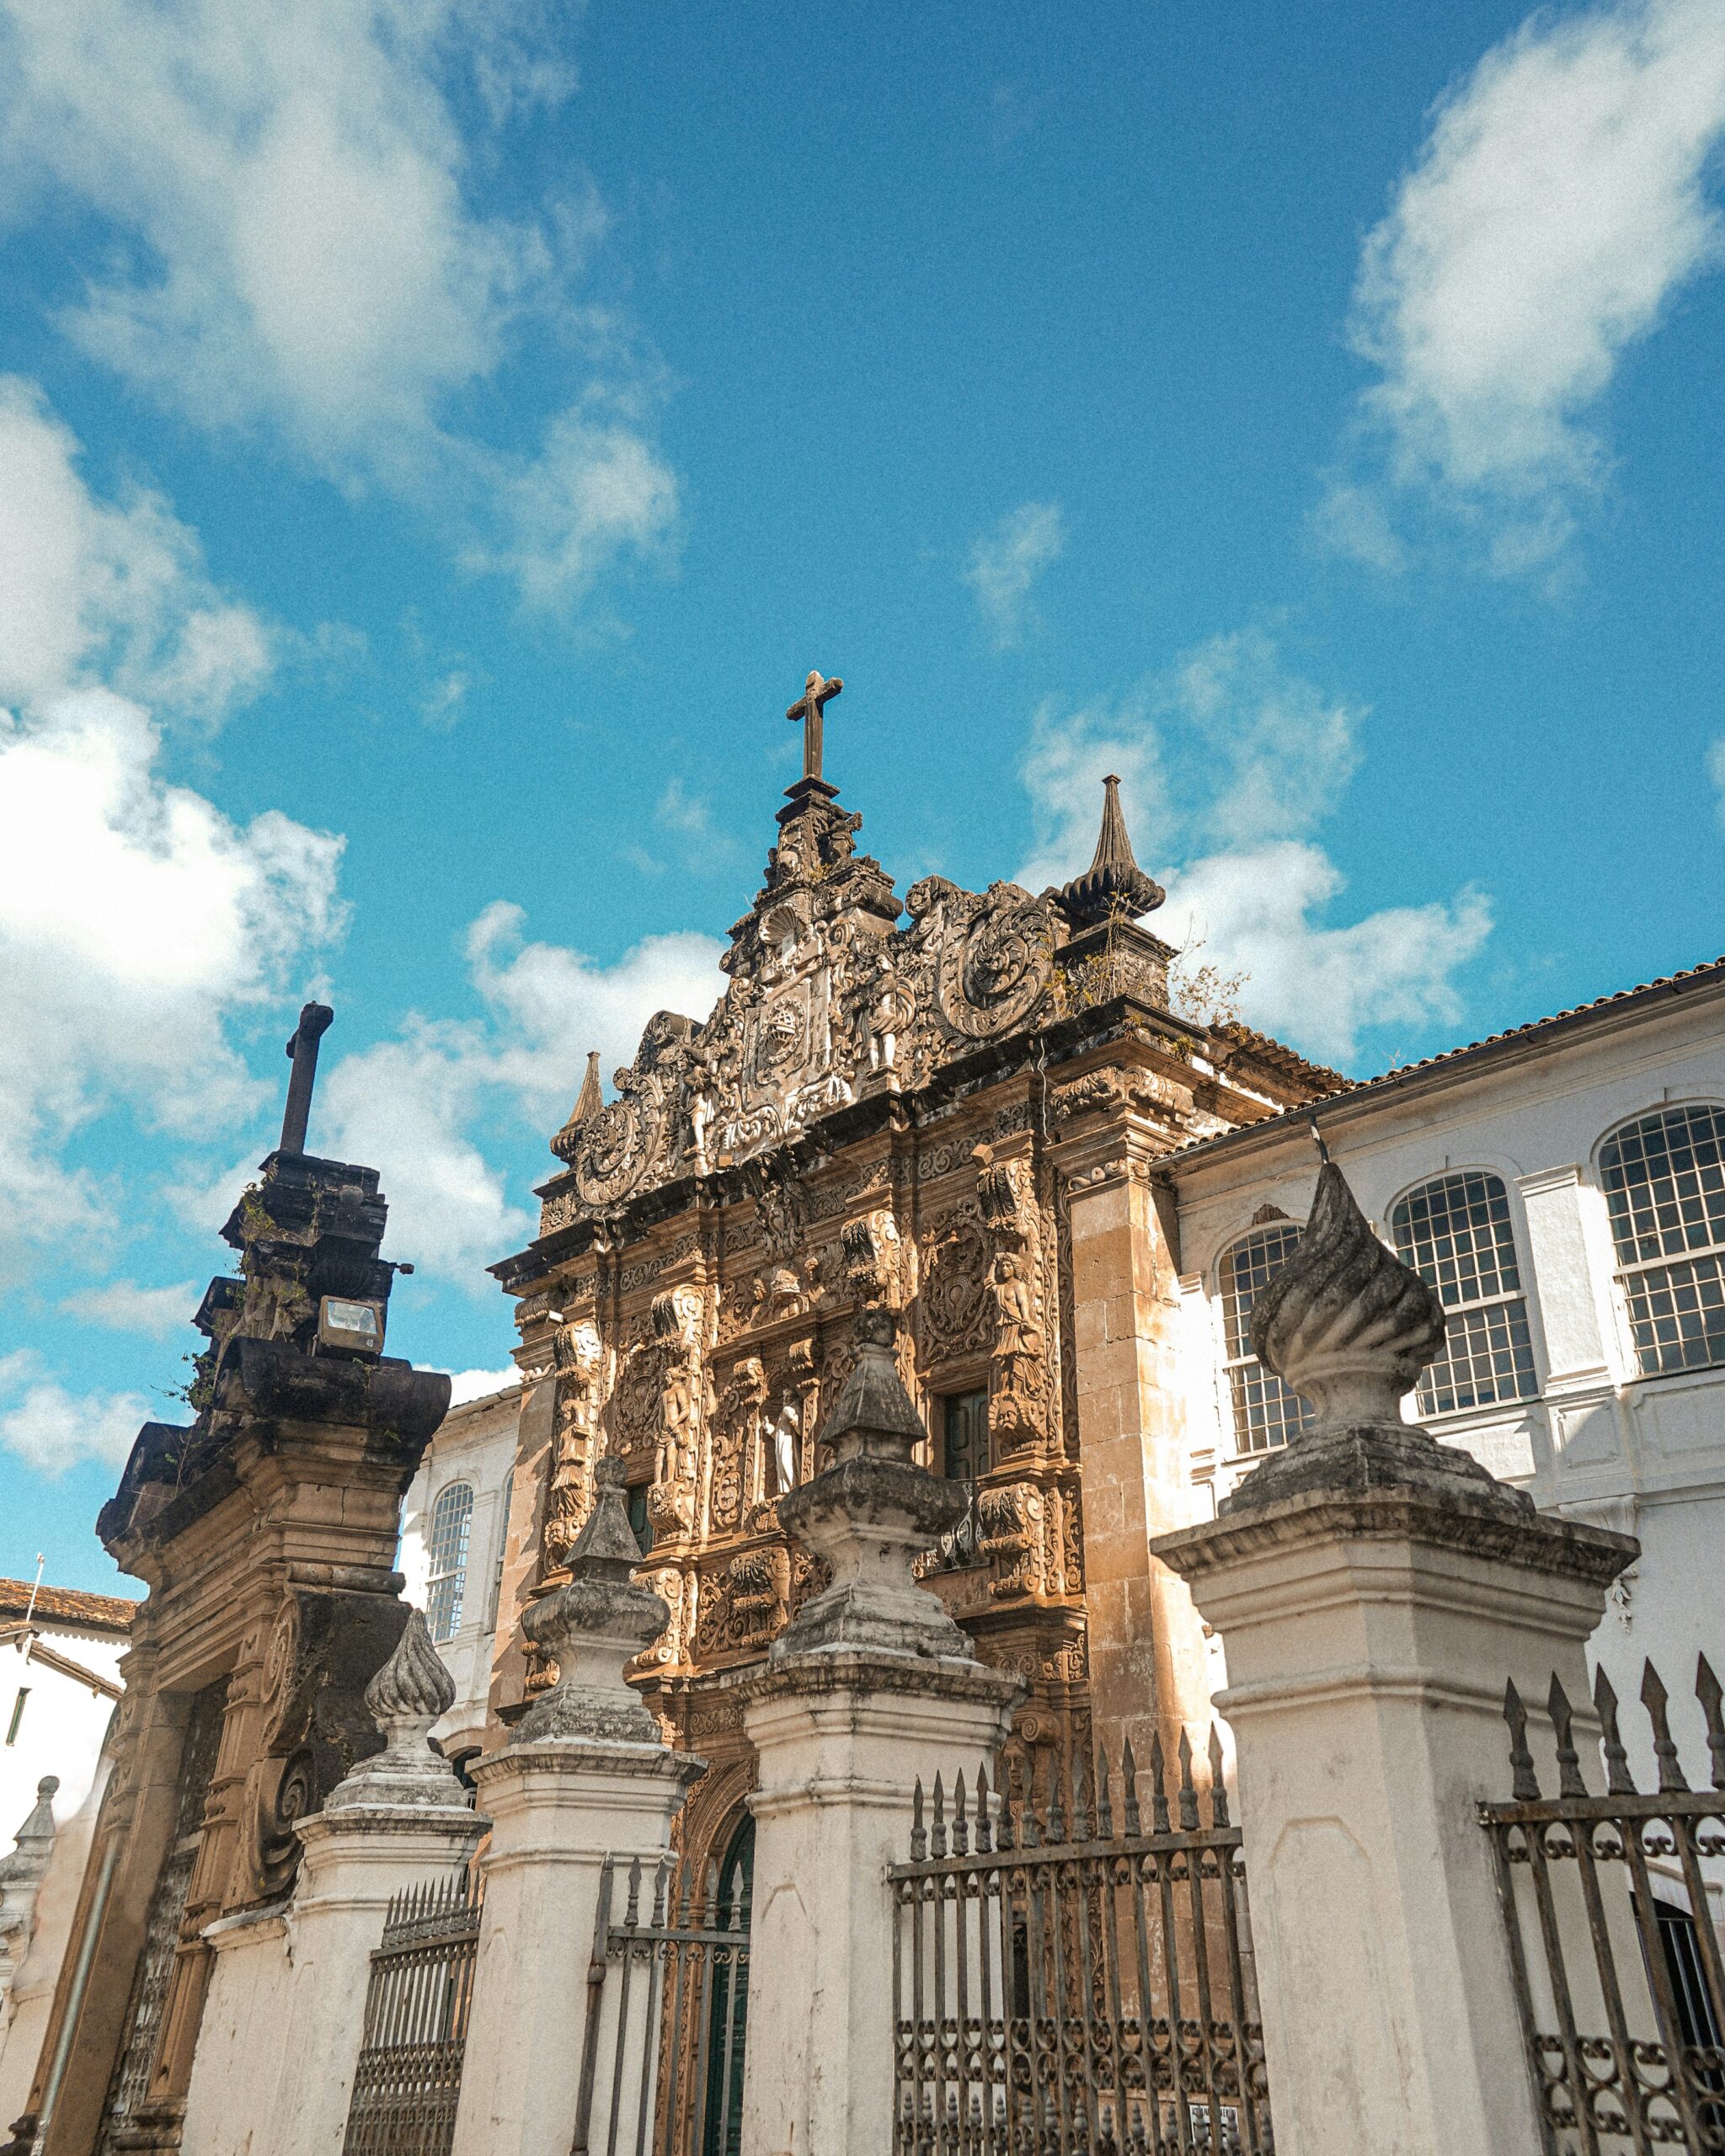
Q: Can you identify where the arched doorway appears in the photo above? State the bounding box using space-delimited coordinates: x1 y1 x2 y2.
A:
700 1812 753 2156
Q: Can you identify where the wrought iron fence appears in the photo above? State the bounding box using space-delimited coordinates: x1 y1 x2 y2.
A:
342 1870 482 2156
573 1847 752 2156
889 1733 1273 2153
1482 1657 1725 2153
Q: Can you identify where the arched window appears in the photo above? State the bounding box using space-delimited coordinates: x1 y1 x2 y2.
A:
1599 1105 1725 1377
1220 1224 1315 1454
1390 1171 1538 1415
426 1481 474 1643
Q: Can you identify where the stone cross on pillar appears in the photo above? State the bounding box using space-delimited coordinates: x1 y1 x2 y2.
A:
278 1001 334 1156
785 669 842 784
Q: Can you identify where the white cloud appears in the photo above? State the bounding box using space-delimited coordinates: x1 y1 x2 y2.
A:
964 502 1066 646
1708 737 1725 828
0 1354 147 1476
0 1 676 606
1327 0 1725 572
0 376 272 723
1018 632 1490 1067
0 692 344 1261
318 902 726 1286
473 408 679 609
77 1279 200 1338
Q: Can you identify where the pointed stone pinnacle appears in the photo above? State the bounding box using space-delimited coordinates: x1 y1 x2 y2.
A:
1055 774 1166 928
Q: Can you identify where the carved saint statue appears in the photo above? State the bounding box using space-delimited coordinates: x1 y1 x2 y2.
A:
767 1394 801 1499
991 1252 1044 1362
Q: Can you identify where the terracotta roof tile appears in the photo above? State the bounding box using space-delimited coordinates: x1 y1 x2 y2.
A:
0 1577 138 1634
1170 956 1725 1167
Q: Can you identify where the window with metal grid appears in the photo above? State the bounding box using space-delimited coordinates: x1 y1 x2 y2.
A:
1220 1225 1316 1454
426 1481 474 1644
1600 1104 1725 1377
1390 1171 1538 1415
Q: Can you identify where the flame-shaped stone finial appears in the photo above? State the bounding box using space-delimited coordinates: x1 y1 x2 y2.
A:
1251 1161 1445 1432
326 1608 468 1812
1217 1158 1535 1520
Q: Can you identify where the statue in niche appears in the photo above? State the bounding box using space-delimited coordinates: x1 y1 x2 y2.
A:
858 950 914 1076
766 1394 801 1499
991 1252 1044 1362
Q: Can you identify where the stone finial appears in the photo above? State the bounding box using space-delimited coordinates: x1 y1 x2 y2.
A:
773 1309 970 1662
325 1609 467 1812
0 1776 58 1934
1224 1159 1533 1518
1251 1161 1445 1432
513 1456 670 1744
1055 775 1166 929
551 1053 604 1164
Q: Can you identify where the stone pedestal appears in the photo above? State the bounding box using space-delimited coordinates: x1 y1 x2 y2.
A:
181 1609 483 2156
740 1652 1020 2156
1153 1163 1637 2156
451 1457 705 2156
1157 1471 1632 2156
452 1741 702 2156
182 1805 482 2156
737 1309 1024 2156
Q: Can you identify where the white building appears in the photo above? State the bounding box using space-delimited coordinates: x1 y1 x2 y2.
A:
1165 958 1725 1778
398 1383 521 1779
0 1577 134 2126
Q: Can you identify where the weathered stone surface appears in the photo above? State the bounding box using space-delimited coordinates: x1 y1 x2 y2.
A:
325 1609 468 1812
514 1459 670 1742
775 1312 970 1661
1249 1156 1445 1433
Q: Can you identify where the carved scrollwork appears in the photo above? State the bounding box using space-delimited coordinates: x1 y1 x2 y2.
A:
934 885 1056 1041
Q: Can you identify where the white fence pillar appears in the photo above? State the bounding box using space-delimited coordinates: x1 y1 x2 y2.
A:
1155 1161 1635 2156
739 1310 1023 2156
451 1461 703 2156
182 1610 483 2156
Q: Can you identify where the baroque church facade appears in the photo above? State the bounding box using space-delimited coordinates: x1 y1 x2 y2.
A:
486 675 1337 1873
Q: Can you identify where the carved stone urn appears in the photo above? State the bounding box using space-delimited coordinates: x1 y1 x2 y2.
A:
1225 1158 1535 1516
773 1306 970 1661
514 1456 670 1743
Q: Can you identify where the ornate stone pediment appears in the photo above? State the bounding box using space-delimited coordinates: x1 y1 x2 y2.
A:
538 780 1081 1233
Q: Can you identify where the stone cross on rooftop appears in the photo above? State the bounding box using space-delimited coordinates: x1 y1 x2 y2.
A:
785 669 842 784
279 1001 334 1156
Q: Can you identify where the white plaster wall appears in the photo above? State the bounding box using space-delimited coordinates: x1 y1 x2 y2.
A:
0 1629 125 1832
0 1750 112 2122
1170 985 1725 1756
399 1385 521 1759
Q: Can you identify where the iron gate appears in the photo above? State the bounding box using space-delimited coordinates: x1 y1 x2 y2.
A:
889 1734 1273 2153
574 1829 753 2156
1482 1657 1725 2153
342 1870 482 2156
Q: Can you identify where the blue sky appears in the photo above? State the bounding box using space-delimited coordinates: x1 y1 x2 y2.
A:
2 0 1722 1591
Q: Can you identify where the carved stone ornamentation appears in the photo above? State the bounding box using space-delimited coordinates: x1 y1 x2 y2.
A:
325 1609 468 1812
544 1321 601 1569
921 1209 992 1361
515 1459 670 1743
1226 1158 1531 1518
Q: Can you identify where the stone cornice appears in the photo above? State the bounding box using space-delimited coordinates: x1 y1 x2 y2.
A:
1154 1482 1636 1588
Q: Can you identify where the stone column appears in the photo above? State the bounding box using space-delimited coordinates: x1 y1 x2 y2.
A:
180 1611 483 2156
740 1309 1023 2156
1153 1161 1635 2156
451 1460 704 2156
1060 1128 1211 1773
